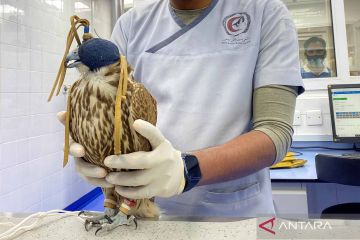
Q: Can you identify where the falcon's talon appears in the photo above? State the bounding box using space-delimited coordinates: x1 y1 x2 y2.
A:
78 208 138 234
79 208 118 232
85 219 101 231
95 227 103 236
92 213 137 235
133 217 138 230
84 220 92 232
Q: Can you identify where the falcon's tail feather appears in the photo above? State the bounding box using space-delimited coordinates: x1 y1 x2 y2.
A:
132 199 160 218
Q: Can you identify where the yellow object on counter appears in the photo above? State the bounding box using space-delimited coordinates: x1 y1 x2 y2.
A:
270 152 307 169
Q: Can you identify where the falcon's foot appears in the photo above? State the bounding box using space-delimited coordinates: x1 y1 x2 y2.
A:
78 208 137 235
94 212 137 236
78 207 118 231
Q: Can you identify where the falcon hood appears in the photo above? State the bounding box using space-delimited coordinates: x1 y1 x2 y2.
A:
65 38 120 71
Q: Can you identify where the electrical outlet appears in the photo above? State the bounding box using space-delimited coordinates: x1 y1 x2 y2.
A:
293 110 301 126
306 110 323 126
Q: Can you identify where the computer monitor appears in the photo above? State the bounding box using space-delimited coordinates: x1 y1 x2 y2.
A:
328 84 360 143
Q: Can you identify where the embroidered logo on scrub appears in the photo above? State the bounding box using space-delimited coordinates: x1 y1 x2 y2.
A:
223 13 251 36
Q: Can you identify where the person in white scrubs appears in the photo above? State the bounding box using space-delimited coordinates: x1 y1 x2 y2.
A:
58 0 304 217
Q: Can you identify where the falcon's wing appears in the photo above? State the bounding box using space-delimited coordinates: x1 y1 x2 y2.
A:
123 75 157 152
129 80 157 126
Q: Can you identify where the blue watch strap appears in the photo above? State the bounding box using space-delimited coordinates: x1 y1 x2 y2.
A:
181 153 202 192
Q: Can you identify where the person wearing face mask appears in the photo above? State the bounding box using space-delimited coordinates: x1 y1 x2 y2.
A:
301 36 332 78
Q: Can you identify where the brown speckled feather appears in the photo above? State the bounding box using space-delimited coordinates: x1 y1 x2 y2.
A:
69 61 158 218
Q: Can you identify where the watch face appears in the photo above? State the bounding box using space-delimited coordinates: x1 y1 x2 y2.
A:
181 153 202 192
182 153 198 169
182 153 202 181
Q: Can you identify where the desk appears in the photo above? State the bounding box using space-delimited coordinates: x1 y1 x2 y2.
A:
270 149 357 181
270 149 319 181
269 149 360 218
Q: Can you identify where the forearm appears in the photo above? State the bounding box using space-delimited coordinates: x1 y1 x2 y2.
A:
193 130 276 185
192 85 298 186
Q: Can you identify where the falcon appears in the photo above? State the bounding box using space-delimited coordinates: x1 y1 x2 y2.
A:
49 17 159 234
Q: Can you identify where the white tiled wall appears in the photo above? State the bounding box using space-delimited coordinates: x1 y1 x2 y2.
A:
0 0 112 213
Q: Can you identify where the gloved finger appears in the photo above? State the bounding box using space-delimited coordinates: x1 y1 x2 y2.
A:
104 152 156 169
69 141 85 157
62 139 85 158
106 169 153 187
115 185 154 199
57 111 67 125
75 157 108 178
81 176 114 188
133 119 165 148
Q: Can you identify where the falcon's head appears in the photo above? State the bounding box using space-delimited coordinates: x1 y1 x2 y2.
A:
65 38 120 74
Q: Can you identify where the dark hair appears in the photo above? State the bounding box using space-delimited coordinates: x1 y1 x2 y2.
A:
304 37 326 50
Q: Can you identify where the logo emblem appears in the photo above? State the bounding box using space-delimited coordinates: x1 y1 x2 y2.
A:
223 13 251 36
259 217 276 235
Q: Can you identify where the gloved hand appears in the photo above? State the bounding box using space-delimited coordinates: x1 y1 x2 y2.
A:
57 111 113 188
104 119 186 199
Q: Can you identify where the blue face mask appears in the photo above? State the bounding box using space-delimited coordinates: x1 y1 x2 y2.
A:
307 55 325 68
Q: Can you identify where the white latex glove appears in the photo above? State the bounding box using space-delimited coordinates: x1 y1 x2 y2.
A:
104 119 186 199
57 111 113 188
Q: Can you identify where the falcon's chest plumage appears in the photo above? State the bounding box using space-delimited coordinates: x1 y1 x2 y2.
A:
69 63 157 170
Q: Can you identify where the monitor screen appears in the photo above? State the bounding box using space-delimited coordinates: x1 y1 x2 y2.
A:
328 84 360 143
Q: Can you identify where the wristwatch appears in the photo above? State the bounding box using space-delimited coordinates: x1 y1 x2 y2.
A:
181 153 202 192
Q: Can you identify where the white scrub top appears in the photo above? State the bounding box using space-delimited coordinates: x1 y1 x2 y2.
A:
111 0 304 217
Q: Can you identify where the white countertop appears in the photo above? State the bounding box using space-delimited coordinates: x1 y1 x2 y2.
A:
3 213 360 239
0 215 256 240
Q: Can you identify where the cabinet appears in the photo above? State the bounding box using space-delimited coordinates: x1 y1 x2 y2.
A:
272 182 309 218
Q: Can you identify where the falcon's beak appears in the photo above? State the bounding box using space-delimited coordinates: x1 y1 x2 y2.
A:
65 50 81 68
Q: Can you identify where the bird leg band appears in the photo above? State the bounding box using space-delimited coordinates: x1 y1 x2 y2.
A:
104 198 118 209
119 198 137 215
